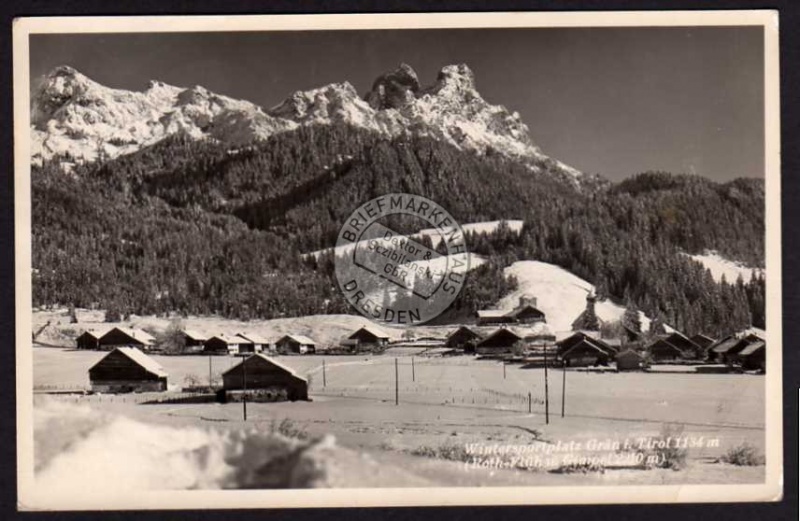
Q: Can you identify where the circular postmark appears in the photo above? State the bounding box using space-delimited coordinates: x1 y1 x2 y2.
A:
334 193 469 326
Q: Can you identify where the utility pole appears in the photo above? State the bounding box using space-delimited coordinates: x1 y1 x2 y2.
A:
544 342 549 425
503 361 506 380
561 361 566 418
241 354 248 422
412 357 415 382
395 358 399 405
208 355 212 388
322 359 327 388
528 391 532 413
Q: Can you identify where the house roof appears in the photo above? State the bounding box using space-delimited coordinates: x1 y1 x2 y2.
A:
738 340 765 357
280 334 317 346
711 336 743 354
447 326 481 340
476 327 523 347
105 327 155 345
78 328 110 339
232 334 255 344
182 329 208 342
690 333 716 347
648 338 686 354
558 331 615 354
222 353 307 382
664 331 701 351
90 347 167 378
349 325 390 340
476 309 509 318
616 348 645 360
507 304 545 319
207 333 242 344
561 338 612 358
237 332 271 344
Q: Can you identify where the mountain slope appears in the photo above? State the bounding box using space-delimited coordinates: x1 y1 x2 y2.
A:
30 64 580 182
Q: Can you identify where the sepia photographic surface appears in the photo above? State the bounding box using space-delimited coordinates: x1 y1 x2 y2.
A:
14 11 782 510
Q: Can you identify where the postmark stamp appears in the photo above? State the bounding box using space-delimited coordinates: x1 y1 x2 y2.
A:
334 193 470 325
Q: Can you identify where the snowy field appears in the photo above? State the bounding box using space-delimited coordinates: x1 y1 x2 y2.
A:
682 251 762 284
32 345 766 490
497 260 660 335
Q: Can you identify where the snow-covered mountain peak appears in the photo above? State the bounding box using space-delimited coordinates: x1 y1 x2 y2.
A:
429 63 477 95
31 64 583 183
364 63 420 110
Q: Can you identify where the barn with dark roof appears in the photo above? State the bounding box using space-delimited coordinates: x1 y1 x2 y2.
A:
88 347 168 393
222 354 309 401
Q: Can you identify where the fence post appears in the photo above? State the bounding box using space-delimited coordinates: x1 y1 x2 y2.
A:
395 358 399 406
561 363 566 418
528 392 531 413
544 342 550 425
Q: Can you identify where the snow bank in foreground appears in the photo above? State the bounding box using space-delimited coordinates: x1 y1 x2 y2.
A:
34 399 333 496
682 251 762 284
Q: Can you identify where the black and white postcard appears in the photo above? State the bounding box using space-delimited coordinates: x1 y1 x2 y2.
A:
13 11 782 510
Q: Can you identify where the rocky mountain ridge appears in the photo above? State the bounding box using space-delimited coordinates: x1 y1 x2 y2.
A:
31 63 580 180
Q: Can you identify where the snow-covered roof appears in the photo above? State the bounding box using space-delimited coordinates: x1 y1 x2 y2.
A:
108 327 155 345
207 333 242 344
476 309 510 318
90 347 167 378
711 337 741 354
738 340 765 356
181 329 208 342
446 326 480 339
561 339 610 358
237 332 271 344
79 328 111 339
280 334 316 346
222 353 307 382
350 325 390 340
477 327 524 345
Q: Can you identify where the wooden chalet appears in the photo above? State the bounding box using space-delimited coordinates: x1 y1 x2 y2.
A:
735 339 766 371
347 326 390 350
476 296 546 326
475 328 524 355
98 327 156 350
276 334 317 355
232 334 256 354
646 338 689 362
707 335 740 362
557 332 616 367
711 333 763 364
88 347 168 393
616 349 646 371
445 326 482 351
237 332 270 353
76 329 107 350
222 354 308 401
181 329 208 349
662 332 702 359
203 333 243 355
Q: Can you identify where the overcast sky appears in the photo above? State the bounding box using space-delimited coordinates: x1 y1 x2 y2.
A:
30 27 764 182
